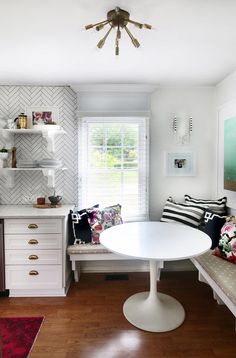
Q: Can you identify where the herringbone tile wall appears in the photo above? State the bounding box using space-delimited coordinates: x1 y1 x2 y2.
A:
0 86 78 205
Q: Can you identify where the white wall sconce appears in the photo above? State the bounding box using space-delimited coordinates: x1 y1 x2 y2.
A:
173 114 193 145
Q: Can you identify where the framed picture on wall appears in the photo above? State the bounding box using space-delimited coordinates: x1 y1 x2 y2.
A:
26 106 59 127
218 100 236 201
165 152 196 176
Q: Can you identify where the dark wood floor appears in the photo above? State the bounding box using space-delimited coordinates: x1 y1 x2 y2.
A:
0 271 235 358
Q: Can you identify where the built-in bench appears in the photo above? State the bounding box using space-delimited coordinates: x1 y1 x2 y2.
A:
191 250 236 330
67 243 163 282
67 244 236 329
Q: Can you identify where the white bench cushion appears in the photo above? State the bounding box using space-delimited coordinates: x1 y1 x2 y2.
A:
193 250 236 305
67 244 110 254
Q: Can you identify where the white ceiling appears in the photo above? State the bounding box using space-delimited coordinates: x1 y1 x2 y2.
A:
1 0 236 87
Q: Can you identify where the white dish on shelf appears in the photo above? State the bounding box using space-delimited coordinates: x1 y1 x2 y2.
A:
39 164 62 168
38 162 62 165
39 159 62 165
17 164 38 168
17 166 37 168
40 157 61 161
17 160 37 163
33 125 61 131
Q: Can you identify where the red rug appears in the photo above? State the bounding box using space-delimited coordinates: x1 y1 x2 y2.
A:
0 317 44 358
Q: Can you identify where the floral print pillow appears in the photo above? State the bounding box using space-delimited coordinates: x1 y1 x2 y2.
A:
87 204 123 244
214 218 236 263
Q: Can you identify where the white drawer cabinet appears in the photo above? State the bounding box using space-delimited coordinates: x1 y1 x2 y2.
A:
5 265 62 290
5 218 62 234
5 249 62 265
5 234 62 249
4 212 72 297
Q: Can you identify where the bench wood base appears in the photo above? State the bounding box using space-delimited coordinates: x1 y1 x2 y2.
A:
191 255 236 331
68 251 163 282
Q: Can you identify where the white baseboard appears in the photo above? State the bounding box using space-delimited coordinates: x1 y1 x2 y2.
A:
9 288 67 297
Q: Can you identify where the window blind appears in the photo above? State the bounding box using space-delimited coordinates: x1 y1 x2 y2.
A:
79 117 149 221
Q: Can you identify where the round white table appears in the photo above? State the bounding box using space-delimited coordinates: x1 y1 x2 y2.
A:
100 222 211 333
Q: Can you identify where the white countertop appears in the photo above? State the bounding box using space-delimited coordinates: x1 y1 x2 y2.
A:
0 204 75 218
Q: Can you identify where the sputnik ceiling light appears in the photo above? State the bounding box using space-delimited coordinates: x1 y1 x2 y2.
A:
85 6 152 55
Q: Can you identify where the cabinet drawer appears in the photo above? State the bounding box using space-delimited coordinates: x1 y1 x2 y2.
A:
5 250 61 265
5 219 62 234
5 234 62 249
5 265 62 289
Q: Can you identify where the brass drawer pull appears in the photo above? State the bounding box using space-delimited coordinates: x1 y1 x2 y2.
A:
29 270 39 276
28 239 38 245
28 224 38 229
28 255 38 260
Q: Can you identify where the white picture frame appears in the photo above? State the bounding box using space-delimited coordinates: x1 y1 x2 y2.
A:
165 151 196 176
25 106 59 128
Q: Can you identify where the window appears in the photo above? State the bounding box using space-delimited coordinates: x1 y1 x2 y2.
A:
79 117 149 221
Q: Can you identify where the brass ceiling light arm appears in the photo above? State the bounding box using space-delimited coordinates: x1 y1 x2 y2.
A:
115 20 121 56
97 26 113 49
85 19 110 30
96 20 111 31
84 6 152 55
124 26 140 48
115 37 119 56
117 22 121 39
127 19 143 29
144 23 152 30
127 19 152 30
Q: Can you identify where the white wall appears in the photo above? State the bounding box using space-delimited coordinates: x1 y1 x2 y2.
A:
150 87 216 220
72 85 217 221
71 84 152 115
216 71 236 105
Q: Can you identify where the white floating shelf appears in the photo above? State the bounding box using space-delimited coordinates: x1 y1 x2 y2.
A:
0 128 66 153
0 167 67 188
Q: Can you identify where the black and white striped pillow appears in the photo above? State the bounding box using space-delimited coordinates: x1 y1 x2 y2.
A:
184 195 227 215
161 197 205 228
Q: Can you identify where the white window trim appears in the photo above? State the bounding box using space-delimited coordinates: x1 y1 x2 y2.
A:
78 116 150 221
